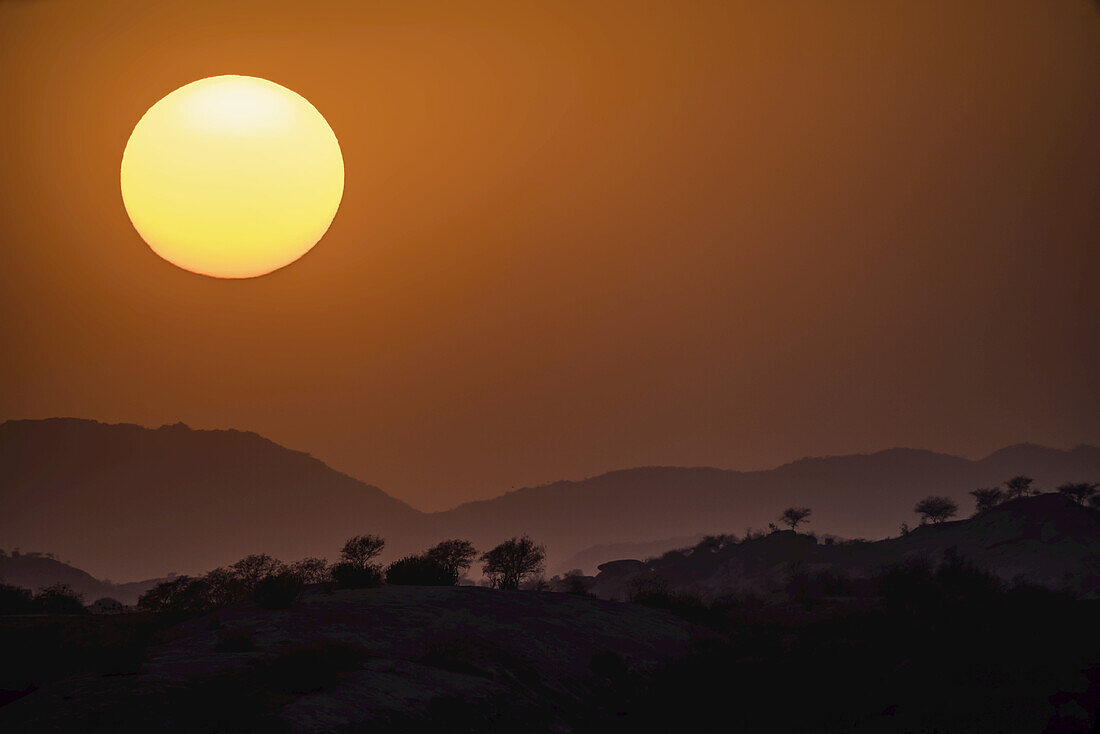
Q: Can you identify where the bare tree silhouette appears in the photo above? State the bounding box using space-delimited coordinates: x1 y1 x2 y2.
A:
1056 482 1098 506
970 487 1004 514
914 496 958 524
780 507 812 530
481 536 546 590
1004 475 1035 500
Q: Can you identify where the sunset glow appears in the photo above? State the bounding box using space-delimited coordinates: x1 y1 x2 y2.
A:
120 75 344 278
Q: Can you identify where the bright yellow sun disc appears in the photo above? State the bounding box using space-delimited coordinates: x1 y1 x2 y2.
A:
121 75 344 278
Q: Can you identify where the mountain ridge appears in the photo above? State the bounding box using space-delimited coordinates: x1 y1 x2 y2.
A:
3 417 1099 582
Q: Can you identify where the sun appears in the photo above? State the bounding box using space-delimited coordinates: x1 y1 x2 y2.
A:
120 75 344 279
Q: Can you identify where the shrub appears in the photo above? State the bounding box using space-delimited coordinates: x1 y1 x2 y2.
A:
289 557 330 584
34 584 87 614
230 554 286 593
558 570 594 595
385 555 457 586
340 535 385 568
331 562 383 590
137 575 212 613
252 571 304 609
0 583 34 614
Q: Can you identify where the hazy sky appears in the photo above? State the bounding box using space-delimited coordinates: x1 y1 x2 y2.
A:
1 0 1097 510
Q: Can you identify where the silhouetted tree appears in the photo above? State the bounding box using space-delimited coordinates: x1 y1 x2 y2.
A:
385 555 457 586
202 566 248 607
253 571 304 609
331 562 383 589
480 536 546 590
230 554 285 592
1056 482 1098 506
0 583 34 614
554 569 594 595
340 535 385 569
34 584 87 614
424 539 477 578
289 557 330 584
914 496 958 524
1090 494 1100 510
138 575 212 613
1004 475 1035 500
780 507 812 530
970 487 1004 514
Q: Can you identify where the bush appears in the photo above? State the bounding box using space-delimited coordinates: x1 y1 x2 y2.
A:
385 555 457 586
34 584 87 614
331 562 383 590
137 575 212 613
252 571 303 609
0 583 34 615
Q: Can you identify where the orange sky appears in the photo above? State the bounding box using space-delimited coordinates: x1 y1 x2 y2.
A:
1 0 1098 510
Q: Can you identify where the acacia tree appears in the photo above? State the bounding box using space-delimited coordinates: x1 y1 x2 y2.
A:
914 496 958 524
425 539 478 578
230 554 285 592
1056 482 1098 506
481 536 546 590
780 507 812 530
289 557 331 584
970 487 1004 514
1004 475 1035 500
340 535 385 569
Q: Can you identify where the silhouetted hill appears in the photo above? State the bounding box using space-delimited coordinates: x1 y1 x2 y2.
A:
3 418 1099 582
0 552 163 606
430 444 1100 572
0 419 423 580
589 494 1100 599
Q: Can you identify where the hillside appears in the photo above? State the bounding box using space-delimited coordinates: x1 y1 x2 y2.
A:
430 445 1100 573
3 418 1099 582
0 419 424 580
588 494 1100 599
0 586 696 731
0 553 163 606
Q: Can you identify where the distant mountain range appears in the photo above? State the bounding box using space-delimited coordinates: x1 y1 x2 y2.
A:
0 552 165 606
2 418 1099 581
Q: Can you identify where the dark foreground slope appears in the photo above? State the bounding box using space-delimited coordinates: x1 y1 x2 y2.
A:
0 586 696 732
2 575 1098 733
591 494 1100 600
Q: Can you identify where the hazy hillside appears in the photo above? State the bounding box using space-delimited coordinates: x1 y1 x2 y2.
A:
3 418 1099 582
0 553 163 606
0 419 424 580
589 494 1100 599
430 445 1100 572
